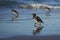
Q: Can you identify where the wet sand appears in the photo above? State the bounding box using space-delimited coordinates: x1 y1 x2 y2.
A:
0 35 60 40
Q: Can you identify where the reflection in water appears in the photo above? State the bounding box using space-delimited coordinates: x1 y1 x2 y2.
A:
33 26 44 35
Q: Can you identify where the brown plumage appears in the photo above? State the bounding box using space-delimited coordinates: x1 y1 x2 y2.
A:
45 6 51 12
32 13 43 23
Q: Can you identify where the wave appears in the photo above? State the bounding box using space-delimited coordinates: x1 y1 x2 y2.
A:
19 4 60 9
0 0 60 9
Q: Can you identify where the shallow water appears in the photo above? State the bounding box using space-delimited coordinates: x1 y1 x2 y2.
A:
0 8 60 38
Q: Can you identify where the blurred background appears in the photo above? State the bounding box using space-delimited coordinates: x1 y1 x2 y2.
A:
0 0 60 40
